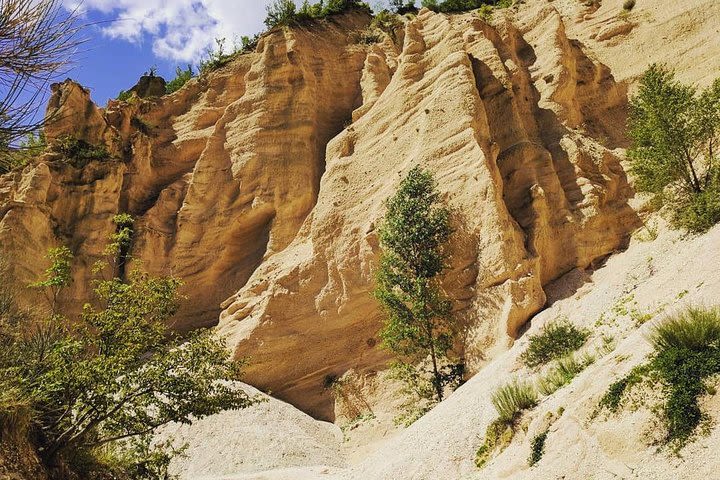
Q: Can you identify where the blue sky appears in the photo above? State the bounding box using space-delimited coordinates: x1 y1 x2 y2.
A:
62 0 398 106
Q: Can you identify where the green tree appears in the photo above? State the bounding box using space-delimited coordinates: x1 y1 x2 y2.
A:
2 227 255 475
374 167 460 408
29 245 73 314
629 65 720 231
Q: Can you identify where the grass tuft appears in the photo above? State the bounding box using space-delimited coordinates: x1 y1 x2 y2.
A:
492 379 538 423
598 306 720 450
650 307 720 352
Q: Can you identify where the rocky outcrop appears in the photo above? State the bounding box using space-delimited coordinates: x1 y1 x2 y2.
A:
2 5 636 420
129 74 167 98
217 5 637 419
1 12 371 328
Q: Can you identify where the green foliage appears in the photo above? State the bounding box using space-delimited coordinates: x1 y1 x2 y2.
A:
264 0 371 29
628 65 720 232
651 307 720 351
117 90 134 102
375 167 460 408
28 246 73 314
240 34 260 52
166 65 195 94
622 0 635 10
199 38 237 74
421 0 511 13
598 307 720 449
598 363 650 412
1 226 254 474
265 0 297 27
537 352 595 396
51 135 110 168
492 379 538 423
521 319 589 368
0 131 46 174
671 180 720 232
372 10 402 36
475 417 514 468
389 0 417 14
529 429 548 466
95 213 135 278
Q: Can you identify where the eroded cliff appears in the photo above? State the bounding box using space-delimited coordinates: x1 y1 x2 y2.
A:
0 3 638 421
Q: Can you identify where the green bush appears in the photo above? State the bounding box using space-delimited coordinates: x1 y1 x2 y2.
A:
598 306 720 449
199 37 238 74
0 130 46 174
492 379 538 423
651 307 720 352
389 0 417 14
421 0 511 13
529 429 548 466
264 0 370 29
475 417 514 468
166 65 195 94
537 352 595 396
117 89 134 101
521 319 589 368
622 0 636 10
629 65 720 233
51 135 109 168
476 379 537 469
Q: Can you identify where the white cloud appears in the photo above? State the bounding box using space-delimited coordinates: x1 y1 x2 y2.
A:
66 0 273 62
68 0 398 63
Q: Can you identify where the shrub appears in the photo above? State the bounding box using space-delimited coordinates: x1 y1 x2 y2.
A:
166 65 195 94
529 429 548 466
51 135 109 168
537 352 595 396
622 0 635 10
421 0 511 13
265 0 370 29
0 130 46 174
265 0 297 27
598 306 720 449
671 180 720 233
389 0 417 14
199 37 238 74
372 10 402 36
475 418 514 468
117 89 134 101
629 65 720 233
492 379 538 423
521 319 589 368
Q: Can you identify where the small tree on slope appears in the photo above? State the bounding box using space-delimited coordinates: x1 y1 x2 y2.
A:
374 166 460 412
628 64 720 232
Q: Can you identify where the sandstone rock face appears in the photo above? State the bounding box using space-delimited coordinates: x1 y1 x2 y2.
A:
1 5 636 420
1 13 371 328
218 5 637 419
